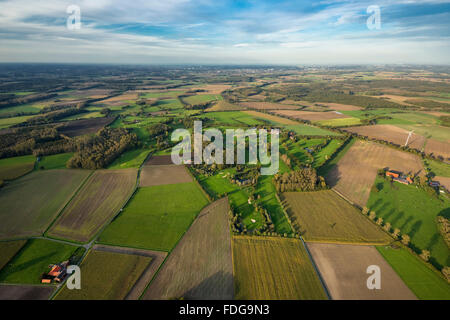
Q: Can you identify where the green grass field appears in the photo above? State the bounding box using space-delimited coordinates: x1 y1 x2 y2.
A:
107 148 150 169
313 139 344 168
198 111 266 126
255 175 292 234
0 240 27 271
425 159 450 177
0 239 79 284
140 91 185 99
317 117 361 127
283 190 391 244
99 182 209 251
196 169 264 230
0 170 91 240
37 153 73 170
55 250 151 300
367 177 450 267
0 115 35 129
0 155 36 181
377 246 450 300
183 94 222 105
318 138 355 176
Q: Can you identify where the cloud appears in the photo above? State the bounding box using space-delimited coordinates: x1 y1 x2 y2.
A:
0 0 448 64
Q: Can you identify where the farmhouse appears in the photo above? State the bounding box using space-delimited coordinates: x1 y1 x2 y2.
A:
386 170 413 185
41 261 69 284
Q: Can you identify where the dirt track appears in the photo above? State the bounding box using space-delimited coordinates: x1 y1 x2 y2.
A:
307 243 417 300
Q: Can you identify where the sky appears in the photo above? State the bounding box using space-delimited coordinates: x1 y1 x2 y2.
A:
0 0 449 65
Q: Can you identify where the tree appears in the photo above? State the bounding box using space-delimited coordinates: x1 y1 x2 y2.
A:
369 211 376 220
392 228 400 238
420 250 430 262
442 267 450 281
362 207 369 215
383 222 391 232
376 217 383 226
401 234 410 246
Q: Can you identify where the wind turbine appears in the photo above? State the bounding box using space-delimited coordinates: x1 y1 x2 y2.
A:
405 130 414 147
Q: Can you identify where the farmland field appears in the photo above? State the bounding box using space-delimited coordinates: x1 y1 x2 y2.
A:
0 239 79 284
282 191 391 244
255 175 292 234
107 148 150 169
0 240 27 271
377 246 450 300
183 94 222 104
57 117 115 137
37 153 73 170
207 100 243 112
343 125 426 150
196 168 265 230
99 182 209 251
307 243 417 300
0 285 54 300
55 249 151 300
273 110 351 122
143 198 233 300
232 236 327 300
144 155 173 165
0 170 91 239
0 155 35 181
140 165 192 187
240 102 300 110
327 140 424 206
367 176 450 267
425 139 450 160
47 169 137 243
317 117 362 127
90 245 167 300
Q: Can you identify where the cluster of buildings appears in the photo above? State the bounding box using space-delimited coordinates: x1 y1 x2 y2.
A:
385 170 413 185
41 261 69 284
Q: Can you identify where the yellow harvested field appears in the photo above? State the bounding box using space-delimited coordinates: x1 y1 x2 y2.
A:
273 110 350 121
327 140 424 206
189 84 231 94
425 139 450 160
232 236 327 300
282 191 391 244
343 125 426 151
435 176 450 191
243 110 299 125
